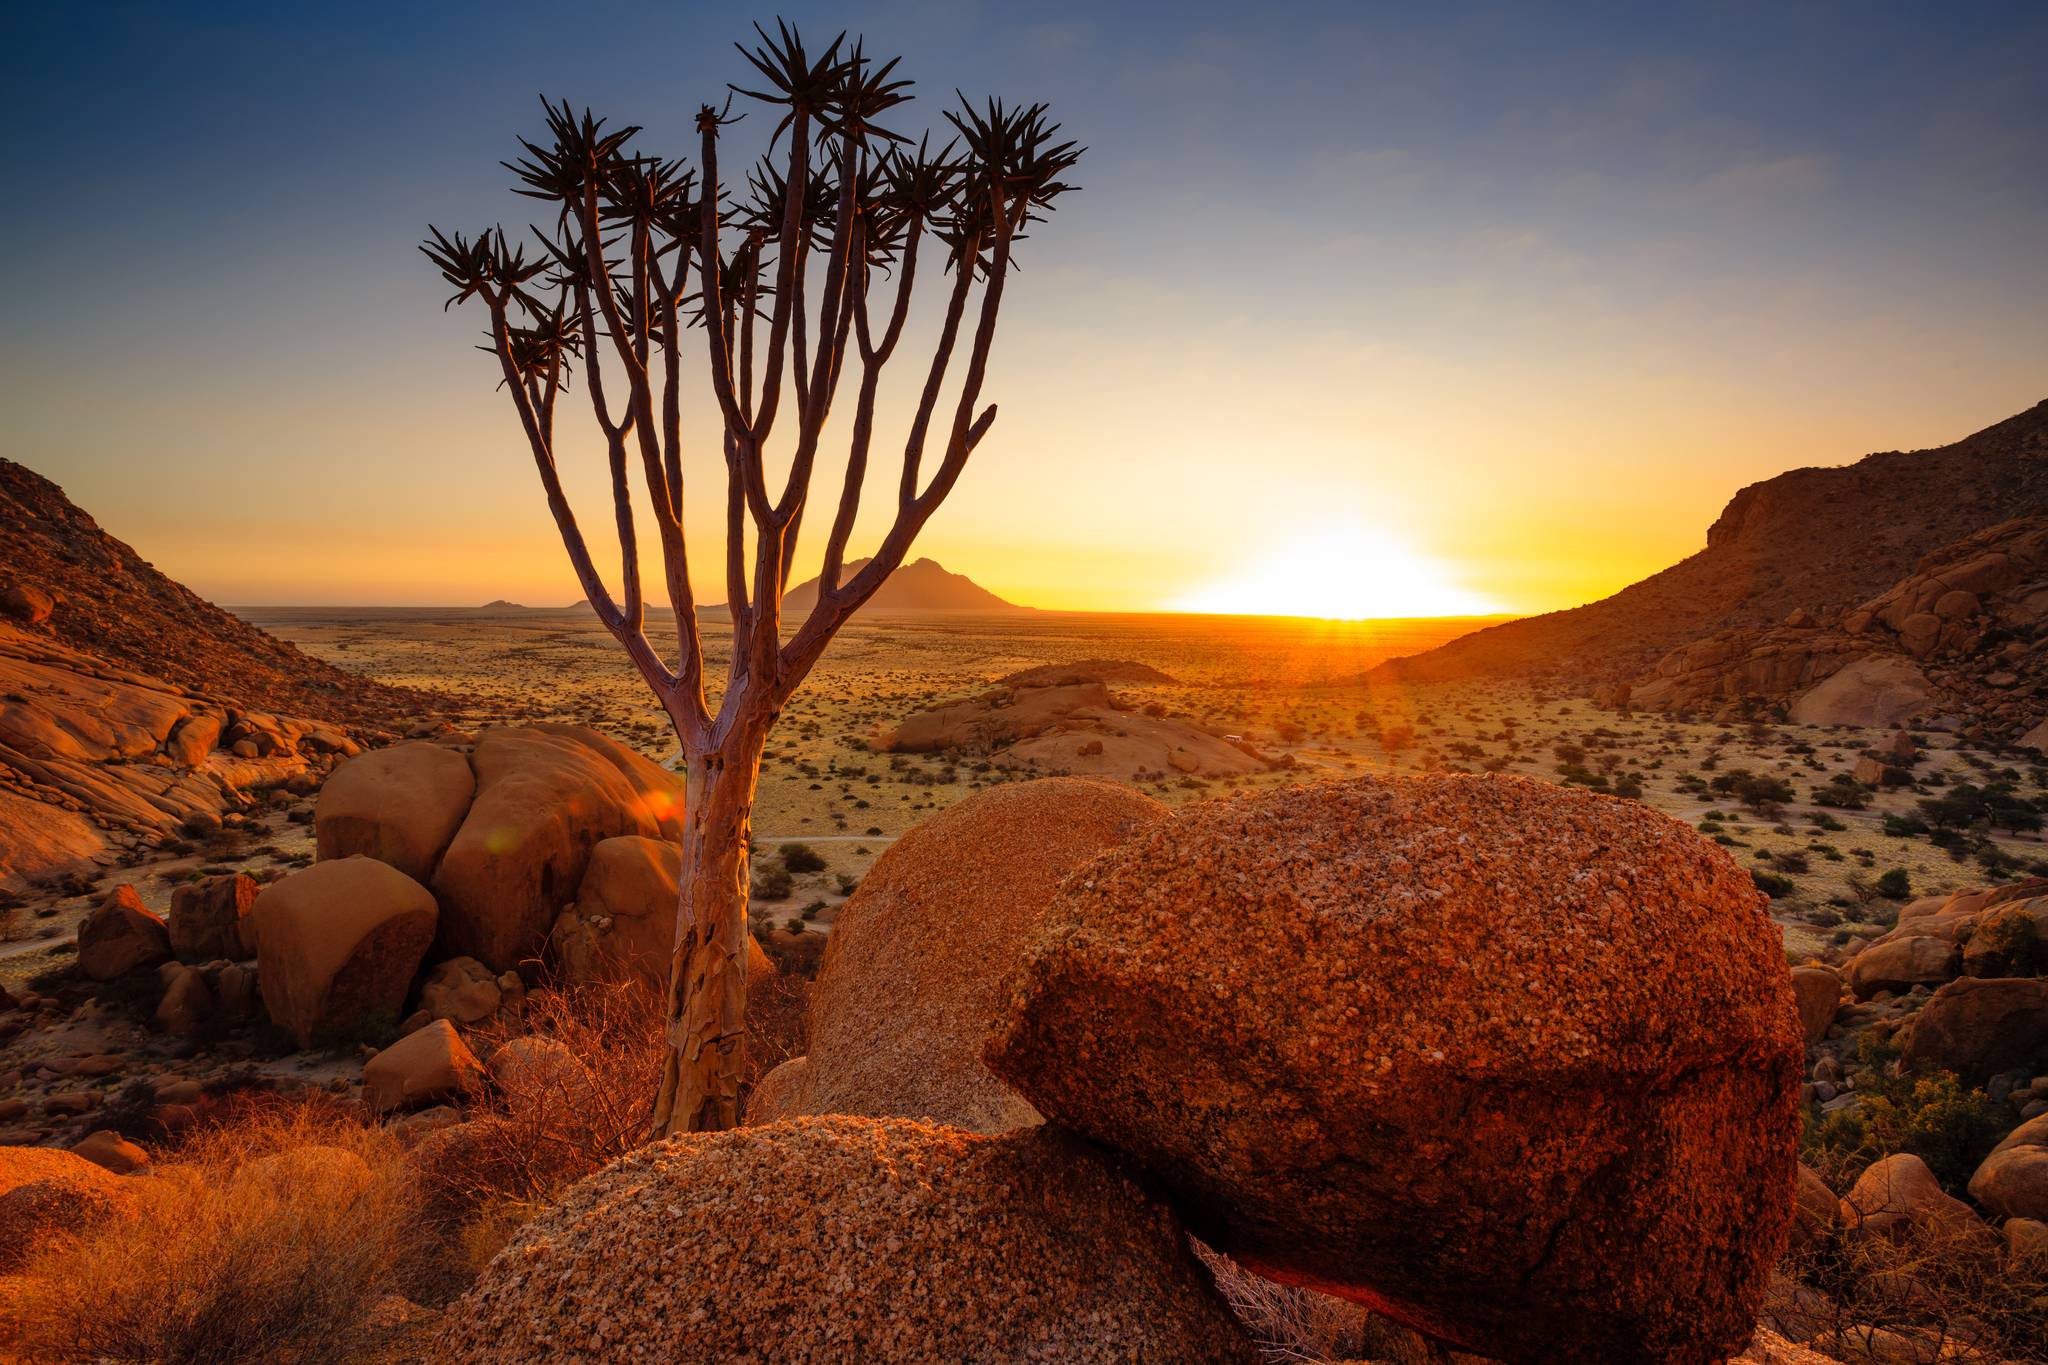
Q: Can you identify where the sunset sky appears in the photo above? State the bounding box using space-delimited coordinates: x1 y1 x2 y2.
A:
4 2 2045 617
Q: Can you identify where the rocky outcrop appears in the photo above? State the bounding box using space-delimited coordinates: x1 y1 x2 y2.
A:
0 457 425 722
437 1118 1254 1364
430 725 684 972
315 740 475 882
254 856 439 1048
987 773 1804 1365
0 460 438 886
1626 515 2048 736
0 624 357 889
882 680 1267 779
1842 882 2048 999
770 778 1168 1133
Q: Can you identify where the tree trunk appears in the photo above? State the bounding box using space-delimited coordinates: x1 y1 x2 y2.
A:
649 727 765 1136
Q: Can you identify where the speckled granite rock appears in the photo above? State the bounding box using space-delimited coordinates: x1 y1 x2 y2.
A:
437 1116 1255 1363
987 773 1804 1365
769 777 1168 1133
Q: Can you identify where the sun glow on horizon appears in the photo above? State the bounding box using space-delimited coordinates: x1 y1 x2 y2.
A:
1172 521 1506 621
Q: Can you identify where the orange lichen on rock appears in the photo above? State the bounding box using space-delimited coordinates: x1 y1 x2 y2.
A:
986 772 1805 1365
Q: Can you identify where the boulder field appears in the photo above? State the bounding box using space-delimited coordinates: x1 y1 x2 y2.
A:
28 748 1830 1360
986 773 1804 1365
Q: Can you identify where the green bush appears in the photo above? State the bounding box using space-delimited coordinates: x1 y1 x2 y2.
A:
1875 868 1912 899
1802 1071 2000 1193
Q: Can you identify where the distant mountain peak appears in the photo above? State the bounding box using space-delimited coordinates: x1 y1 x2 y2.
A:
780 557 1022 613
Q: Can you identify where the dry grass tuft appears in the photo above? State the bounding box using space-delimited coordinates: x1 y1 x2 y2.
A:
1197 1243 1456 1363
1771 1219 2048 1365
3 1097 422 1365
422 976 663 1218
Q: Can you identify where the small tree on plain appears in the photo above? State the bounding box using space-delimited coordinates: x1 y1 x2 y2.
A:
423 21 1079 1134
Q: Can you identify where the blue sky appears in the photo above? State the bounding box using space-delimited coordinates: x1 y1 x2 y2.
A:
3 2 2044 611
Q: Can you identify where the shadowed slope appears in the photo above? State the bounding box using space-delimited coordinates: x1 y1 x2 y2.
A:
1370 400 2048 685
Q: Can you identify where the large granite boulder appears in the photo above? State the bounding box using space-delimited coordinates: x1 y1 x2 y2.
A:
768 778 1167 1133
987 774 1804 1365
431 725 682 972
315 740 476 883
437 1117 1254 1363
1897 976 2048 1082
254 856 439 1048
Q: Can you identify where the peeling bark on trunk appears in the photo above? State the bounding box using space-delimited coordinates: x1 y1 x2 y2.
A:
650 733 764 1137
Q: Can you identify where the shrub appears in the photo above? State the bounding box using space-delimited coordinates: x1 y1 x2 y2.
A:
4 1099 421 1365
1875 868 1912 899
1753 870 1796 899
779 842 827 874
1802 1072 1999 1194
751 863 794 900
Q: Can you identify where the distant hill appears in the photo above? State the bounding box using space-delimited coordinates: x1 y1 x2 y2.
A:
1372 399 2048 685
0 459 428 723
780 557 1023 613
477 599 526 610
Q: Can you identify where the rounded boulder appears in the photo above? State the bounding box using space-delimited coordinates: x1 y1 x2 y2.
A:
986 773 1804 1365
254 856 439 1048
437 1117 1253 1363
790 777 1168 1133
0 1145 137 1273
316 740 476 883
431 725 683 972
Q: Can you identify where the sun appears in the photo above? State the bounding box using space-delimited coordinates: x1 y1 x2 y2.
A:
1173 521 1505 620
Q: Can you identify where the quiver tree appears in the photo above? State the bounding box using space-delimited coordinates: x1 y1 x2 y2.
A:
423 21 1080 1135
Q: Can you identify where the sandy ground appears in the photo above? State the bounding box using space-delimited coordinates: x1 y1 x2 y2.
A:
9 605 2036 988
244 605 2048 969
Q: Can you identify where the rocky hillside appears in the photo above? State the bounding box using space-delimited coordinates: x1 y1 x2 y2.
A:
1372 399 2048 686
0 459 446 888
1627 516 2048 737
0 459 426 724
780 557 1022 613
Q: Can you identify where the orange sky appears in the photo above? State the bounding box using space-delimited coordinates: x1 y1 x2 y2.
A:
6 4 2045 618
